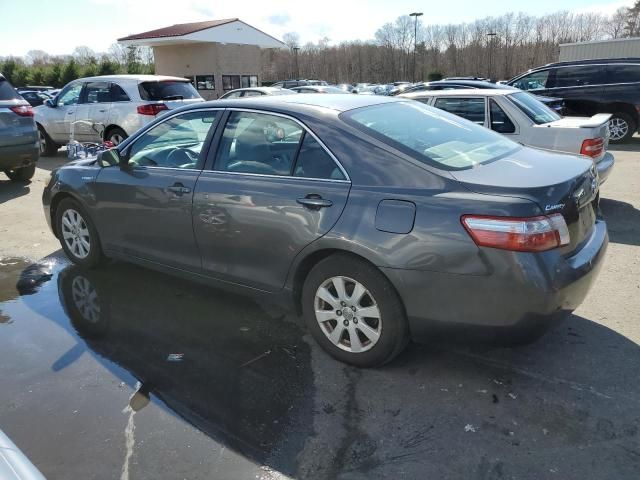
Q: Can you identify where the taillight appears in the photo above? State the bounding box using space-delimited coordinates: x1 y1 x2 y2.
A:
137 104 168 116
10 105 34 117
580 138 604 158
461 214 570 252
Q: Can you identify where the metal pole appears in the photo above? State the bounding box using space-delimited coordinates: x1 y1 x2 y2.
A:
410 12 423 83
293 47 300 79
487 32 496 81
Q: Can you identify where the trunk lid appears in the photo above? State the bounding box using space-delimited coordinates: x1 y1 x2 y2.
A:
451 146 600 254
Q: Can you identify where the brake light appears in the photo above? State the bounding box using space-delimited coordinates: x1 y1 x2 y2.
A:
580 138 604 158
10 105 34 117
461 214 570 252
137 104 168 116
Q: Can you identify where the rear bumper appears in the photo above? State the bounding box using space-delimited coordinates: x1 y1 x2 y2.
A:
382 220 608 342
0 143 39 170
596 152 615 184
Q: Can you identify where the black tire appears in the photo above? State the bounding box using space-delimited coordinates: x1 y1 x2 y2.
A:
105 127 127 146
55 198 105 268
38 125 58 156
302 254 409 367
5 164 36 182
608 113 636 144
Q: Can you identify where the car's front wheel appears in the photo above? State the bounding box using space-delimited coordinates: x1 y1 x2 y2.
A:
55 198 104 267
302 254 409 367
105 127 127 146
4 164 36 182
608 113 636 143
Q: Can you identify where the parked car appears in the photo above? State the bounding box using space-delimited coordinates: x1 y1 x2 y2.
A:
219 87 296 99
290 86 349 94
401 89 614 183
19 90 51 107
16 85 54 94
34 75 204 155
271 79 328 89
335 83 355 92
0 74 39 181
43 94 607 367
507 58 640 143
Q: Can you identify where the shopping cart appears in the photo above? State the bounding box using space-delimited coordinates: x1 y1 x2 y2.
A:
66 121 115 160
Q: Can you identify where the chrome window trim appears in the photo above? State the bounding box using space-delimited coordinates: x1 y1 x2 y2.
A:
199 169 351 184
221 107 351 182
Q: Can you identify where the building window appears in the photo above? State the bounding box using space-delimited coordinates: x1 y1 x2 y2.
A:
241 75 258 88
222 75 241 91
195 75 215 91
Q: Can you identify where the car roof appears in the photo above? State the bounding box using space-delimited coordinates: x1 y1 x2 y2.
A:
401 88 516 99
70 74 190 84
227 87 290 93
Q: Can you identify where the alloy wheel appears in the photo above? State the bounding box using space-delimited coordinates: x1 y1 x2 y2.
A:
38 130 46 155
314 276 382 353
608 117 629 141
61 209 91 259
71 275 101 323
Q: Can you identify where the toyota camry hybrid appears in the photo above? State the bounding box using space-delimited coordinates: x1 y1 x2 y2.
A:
42 94 608 367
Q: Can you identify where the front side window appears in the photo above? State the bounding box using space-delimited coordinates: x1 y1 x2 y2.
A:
508 92 560 125
196 75 215 91
127 111 219 169
242 90 263 97
57 83 83 106
489 99 516 134
83 82 111 104
342 101 520 171
223 91 242 99
434 97 486 125
215 111 303 175
222 75 241 91
511 70 550 91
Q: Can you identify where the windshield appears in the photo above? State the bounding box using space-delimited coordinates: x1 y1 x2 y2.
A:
138 81 201 101
342 101 520 171
509 92 561 124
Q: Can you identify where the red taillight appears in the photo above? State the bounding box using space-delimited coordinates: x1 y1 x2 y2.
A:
10 105 34 117
461 214 570 252
580 138 604 158
137 103 168 116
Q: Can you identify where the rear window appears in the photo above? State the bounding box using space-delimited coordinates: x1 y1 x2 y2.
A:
342 101 520 171
509 92 561 124
0 78 21 101
138 81 201 101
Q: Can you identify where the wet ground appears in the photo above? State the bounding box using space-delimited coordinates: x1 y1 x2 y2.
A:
1 253 639 480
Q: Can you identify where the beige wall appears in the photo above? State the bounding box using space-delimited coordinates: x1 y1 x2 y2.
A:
153 43 262 100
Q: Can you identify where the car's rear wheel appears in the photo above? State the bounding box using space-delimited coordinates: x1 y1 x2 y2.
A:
608 113 636 143
105 127 127 146
302 254 409 367
55 198 104 267
4 164 36 182
38 125 58 156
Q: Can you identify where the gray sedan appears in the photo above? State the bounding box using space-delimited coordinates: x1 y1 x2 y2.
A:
42 94 608 367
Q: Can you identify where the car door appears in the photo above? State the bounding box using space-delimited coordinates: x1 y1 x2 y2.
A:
74 81 112 142
47 82 84 143
433 96 487 126
93 109 222 271
193 109 351 292
546 65 606 117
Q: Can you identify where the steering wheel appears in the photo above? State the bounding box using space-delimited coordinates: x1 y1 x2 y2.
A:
166 148 197 168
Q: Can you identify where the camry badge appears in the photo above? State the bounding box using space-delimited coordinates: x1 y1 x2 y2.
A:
545 203 565 211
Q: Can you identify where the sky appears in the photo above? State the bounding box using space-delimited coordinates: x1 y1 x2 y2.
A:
0 0 632 57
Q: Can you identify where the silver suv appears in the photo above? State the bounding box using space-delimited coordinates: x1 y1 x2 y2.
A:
35 75 204 155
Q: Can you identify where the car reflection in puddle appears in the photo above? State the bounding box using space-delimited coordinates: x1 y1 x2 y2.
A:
8 256 314 476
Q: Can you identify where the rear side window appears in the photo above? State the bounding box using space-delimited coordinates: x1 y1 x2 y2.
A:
111 83 130 102
489 99 516 134
0 78 21 100
434 97 486 125
138 81 200 101
343 101 519 171
294 134 345 180
553 66 606 88
608 64 640 83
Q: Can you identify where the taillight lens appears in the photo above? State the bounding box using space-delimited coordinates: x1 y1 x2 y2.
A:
137 103 168 116
461 214 570 252
580 138 604 158
10 105 34 117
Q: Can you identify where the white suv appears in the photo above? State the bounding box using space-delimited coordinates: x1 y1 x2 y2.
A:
35 75 204 155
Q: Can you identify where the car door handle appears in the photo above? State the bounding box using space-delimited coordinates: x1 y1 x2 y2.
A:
297 196 333 209
67 111 74 115
167 184 191 195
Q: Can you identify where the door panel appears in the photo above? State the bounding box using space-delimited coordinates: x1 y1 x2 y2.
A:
75 81 112 142
193 173 350 291
49 82 83 142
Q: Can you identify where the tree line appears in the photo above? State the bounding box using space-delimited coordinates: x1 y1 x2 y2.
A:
262 6 637 84
0 44 154 88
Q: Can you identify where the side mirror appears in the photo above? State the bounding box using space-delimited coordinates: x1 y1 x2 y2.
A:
44 99 55 108
97 148 124 168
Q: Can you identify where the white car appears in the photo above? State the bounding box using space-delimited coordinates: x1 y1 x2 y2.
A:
401 89 615 183
35 75 204 155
